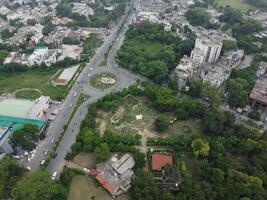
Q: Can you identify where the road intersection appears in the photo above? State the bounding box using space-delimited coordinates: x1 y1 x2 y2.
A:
22 0 144 176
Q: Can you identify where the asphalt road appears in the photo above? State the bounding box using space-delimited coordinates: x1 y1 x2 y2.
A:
21 1 141 175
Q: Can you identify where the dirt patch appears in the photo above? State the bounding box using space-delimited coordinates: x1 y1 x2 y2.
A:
73 153 96 168
111 106 125 123
98 120 106 135
68 176 129 200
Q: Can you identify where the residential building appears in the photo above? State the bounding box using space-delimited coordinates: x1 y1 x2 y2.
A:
190 36 223 66
58 45 83 61
200 63 231 88
44 27 71 45
96 154 135 197
172 55 193 90
4 52 17 64
152 153 173 172
53 65 79 86
28 47 58 66
250 79 267 108
27 96 51 120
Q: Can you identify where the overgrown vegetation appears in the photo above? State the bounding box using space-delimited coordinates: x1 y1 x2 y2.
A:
117 22 195 83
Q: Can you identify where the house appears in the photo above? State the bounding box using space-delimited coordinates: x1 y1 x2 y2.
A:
152 153 173 172
172 55 193 90
28 47 58 66
4 52 17 64
53 65 79 86
96 154 135 197
250 79 267 108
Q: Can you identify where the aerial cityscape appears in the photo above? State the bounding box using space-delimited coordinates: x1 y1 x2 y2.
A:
0 0 267 199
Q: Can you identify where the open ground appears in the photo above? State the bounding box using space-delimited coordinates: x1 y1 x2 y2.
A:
68 176 129 200
215 0 254 12
0 69 68 100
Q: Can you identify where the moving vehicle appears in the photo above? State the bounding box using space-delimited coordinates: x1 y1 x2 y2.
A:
52 172 57 180
40 160 45 165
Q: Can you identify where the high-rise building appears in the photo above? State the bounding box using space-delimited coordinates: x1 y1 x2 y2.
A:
190 37 223 66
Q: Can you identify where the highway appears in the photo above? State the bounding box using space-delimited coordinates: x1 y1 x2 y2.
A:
22 0 142 175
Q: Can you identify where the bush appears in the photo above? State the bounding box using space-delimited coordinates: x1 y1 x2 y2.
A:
248 110 261 121
154 116 170 132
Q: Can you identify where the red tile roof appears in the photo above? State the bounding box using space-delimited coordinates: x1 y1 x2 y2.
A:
152 154 173 171
96 174 115 194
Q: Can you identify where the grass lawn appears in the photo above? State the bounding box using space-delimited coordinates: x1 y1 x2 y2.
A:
126 39 164 57
0 69 68 100
68 176 129 200
15 89 41 100
215 0 254 12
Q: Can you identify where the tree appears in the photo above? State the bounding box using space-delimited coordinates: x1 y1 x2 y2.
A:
42 22 54 36
248 110 261 121
11 170 66 200
222 40 238 53
131 170 160 200
219 6 242 25
204 107 226 136
0 157 24 199
191 139 210 157
154 116 169 132
227 78 249 108
200 82 222 105
185 8 215 29
27 19 37 26
1 29 13 40
94 143 111 162
0 50 8 64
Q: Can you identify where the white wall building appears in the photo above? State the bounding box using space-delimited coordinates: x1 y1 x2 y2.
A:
172 55 193 90
28 47 58 66
190 37 223 66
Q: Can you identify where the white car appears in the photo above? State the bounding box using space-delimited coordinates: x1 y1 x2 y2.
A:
83 168 90 173
90 67 93 70
26 166 31 170
52 172 58 180
44 149 49 155
40 160 45 165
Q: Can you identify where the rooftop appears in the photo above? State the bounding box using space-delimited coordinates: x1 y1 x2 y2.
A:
250 79 267 106
152 154 173 171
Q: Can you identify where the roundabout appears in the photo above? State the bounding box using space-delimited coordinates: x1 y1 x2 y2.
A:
89 72 117 89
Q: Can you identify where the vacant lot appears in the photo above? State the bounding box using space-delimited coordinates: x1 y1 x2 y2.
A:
73 153 96 168
215 0 254 12
0 69 68 100
68 176 129 200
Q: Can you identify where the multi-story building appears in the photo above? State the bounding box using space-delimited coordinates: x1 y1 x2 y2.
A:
190 37 223 66
172 55 193 90
96 154 135 197
28 47 58 66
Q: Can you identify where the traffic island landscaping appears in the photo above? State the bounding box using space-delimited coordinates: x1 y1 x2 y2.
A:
90 72 117 89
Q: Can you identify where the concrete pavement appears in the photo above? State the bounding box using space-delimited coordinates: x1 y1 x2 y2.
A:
22 1 136 172
47 1 143 175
